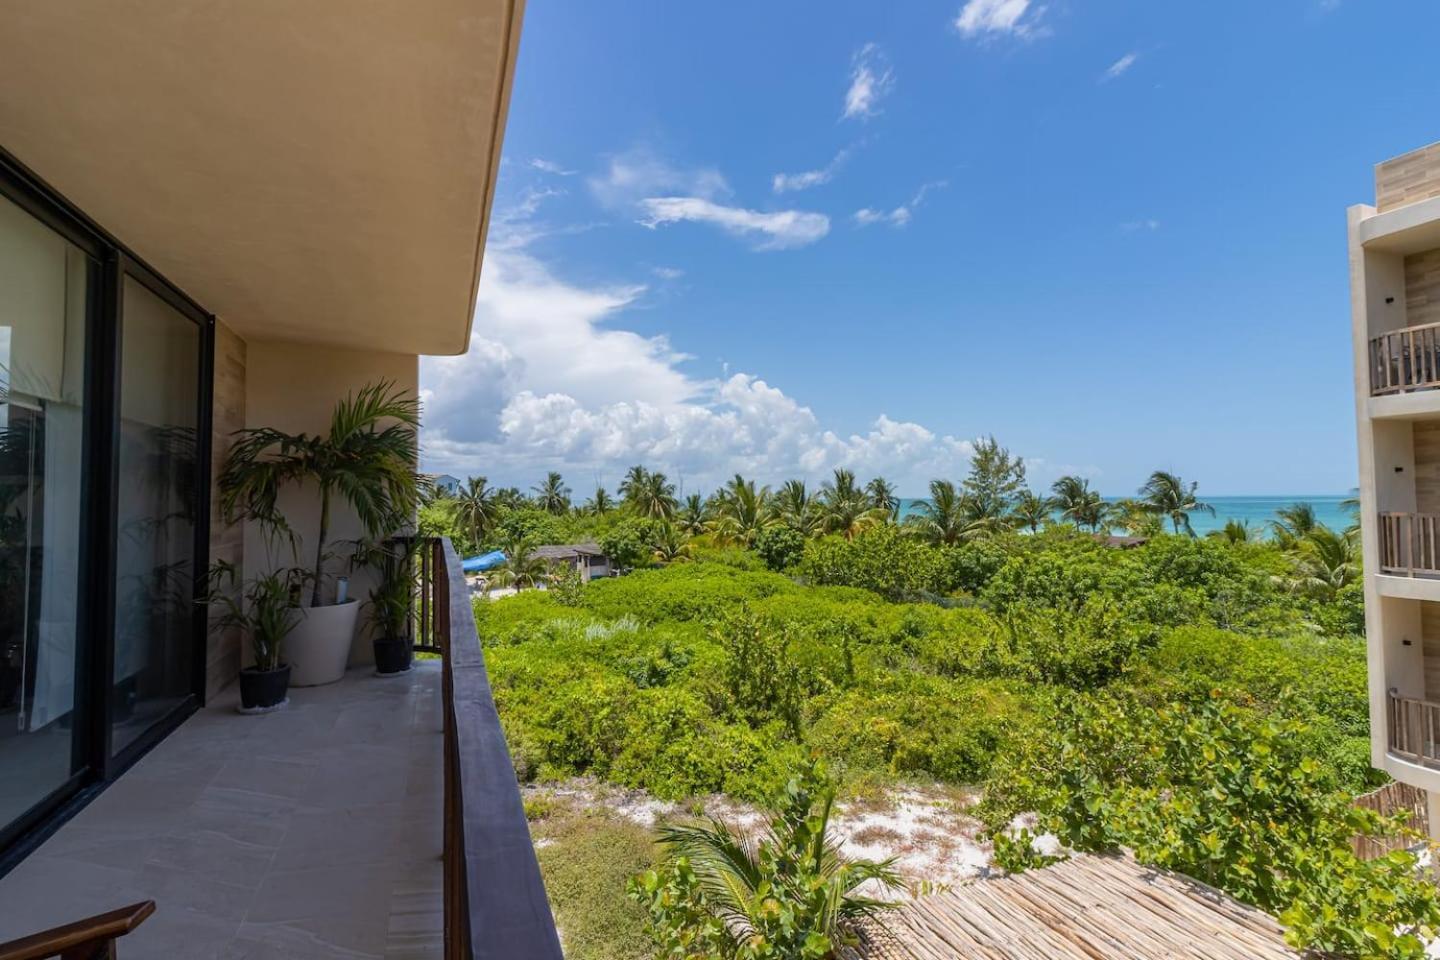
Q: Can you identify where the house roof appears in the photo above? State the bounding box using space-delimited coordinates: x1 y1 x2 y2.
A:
844 854 1299 960
532 544 607 561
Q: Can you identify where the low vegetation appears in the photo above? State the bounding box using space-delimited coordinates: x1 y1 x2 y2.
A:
441 449 1409 957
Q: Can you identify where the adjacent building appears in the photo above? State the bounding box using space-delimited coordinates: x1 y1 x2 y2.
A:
1350 141 1440 830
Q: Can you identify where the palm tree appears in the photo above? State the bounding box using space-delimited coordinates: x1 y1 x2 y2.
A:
649 764 900 956
453 476 501 546
820 469 884 540
866 476 900 520
1291 525 1359 600
532 471 571 514
1214 518 1252 544
488 540 553 592
711 474 773 547
1109 497 1164 537
1010 490 1051 534
1270 502 1318 551
1340 488 1361 536
1049 477 1111 534
907 479 971 546
650 523 693 564
631 470 679 519
676 493 709 536
585 485 614 516
772 479 822 537
1138 470 1214 537
219 380 420 607
618 465 649 506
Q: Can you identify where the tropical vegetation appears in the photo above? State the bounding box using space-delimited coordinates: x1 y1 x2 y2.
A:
425 444 1391 957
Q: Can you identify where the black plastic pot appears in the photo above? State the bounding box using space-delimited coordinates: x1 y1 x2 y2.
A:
373 636 413 676
239 664 290 711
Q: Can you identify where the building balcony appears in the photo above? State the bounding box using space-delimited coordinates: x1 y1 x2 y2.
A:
0 539 561 960
1378 512 1440 577
1370 323 1440 397
1388 691 1440 770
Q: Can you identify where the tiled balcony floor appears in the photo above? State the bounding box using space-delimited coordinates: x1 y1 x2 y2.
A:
0 663 445 960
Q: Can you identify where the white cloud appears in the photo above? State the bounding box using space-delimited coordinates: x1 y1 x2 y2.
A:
530 157 576 176
1120 218 1160 233
652 266 685 280
638 197 830 250
853 181 947 229
773 146 855 193
843 44 894 120
587 147 730 210
954 0 1046 39
420 197 999 491
1101 52 1139 82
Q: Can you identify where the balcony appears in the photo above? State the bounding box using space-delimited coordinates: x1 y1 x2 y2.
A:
1369 322 1440 396
1388 691 1440 770
1378 512 1440 577
0 538 561 959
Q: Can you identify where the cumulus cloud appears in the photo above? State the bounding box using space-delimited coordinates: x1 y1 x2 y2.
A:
773 145 855 193
954 0 1046 39
1101 52 1139 82
638 197 830 250
853 181 947 229
843 44 894 120
420 198 998 491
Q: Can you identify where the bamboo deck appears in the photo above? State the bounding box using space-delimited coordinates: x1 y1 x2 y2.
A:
843 854 1301 960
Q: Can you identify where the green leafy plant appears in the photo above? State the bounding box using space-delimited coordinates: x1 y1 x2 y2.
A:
218 381 420 606
204 560 309 671
979 693 1440 958
628 760 901 959
350 537 421 639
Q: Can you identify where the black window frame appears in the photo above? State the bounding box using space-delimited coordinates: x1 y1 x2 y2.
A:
0 145 215 876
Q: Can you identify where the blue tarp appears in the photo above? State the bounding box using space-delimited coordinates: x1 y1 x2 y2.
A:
462 550 507 574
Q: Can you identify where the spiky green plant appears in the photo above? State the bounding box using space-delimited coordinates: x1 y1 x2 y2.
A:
204 561 309 672
629 760 901 959
218 381 419 607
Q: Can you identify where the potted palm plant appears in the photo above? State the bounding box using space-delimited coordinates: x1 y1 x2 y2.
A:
351 537 421 675
205 561 309 712
218 381 420 686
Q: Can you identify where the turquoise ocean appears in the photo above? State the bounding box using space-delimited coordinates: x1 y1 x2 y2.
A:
896 495 1353 538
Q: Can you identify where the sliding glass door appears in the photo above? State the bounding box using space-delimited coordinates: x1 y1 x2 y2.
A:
110 277 202 756
0 151 212 865
0 193 93 830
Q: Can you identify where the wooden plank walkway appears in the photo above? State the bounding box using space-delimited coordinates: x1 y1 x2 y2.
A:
843 854 1301 960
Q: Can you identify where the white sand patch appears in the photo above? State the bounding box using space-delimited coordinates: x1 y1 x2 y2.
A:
523 778 992 893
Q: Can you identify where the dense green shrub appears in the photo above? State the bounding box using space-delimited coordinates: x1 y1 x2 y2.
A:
980 694 1439 959
798 526 944 601
754 524 807 572
599 518 663 571
807 674 1025 783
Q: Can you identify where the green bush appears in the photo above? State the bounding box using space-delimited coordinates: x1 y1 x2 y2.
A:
980 694 1440 959
798 526 943 601
754 525 807 572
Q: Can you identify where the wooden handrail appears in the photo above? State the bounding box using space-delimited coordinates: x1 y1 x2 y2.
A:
0 902 155 960
1377 511 1440 576
1370 321 1440 395
432 537 563 960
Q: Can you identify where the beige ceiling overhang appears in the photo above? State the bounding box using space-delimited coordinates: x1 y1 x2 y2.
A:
0 0 524 356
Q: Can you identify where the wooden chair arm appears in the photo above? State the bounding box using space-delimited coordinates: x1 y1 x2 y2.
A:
0 901 155 960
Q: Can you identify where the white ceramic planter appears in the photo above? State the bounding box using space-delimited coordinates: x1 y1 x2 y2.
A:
287 599 360 686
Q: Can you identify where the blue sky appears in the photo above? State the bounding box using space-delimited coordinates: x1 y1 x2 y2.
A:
420 0 1440 498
